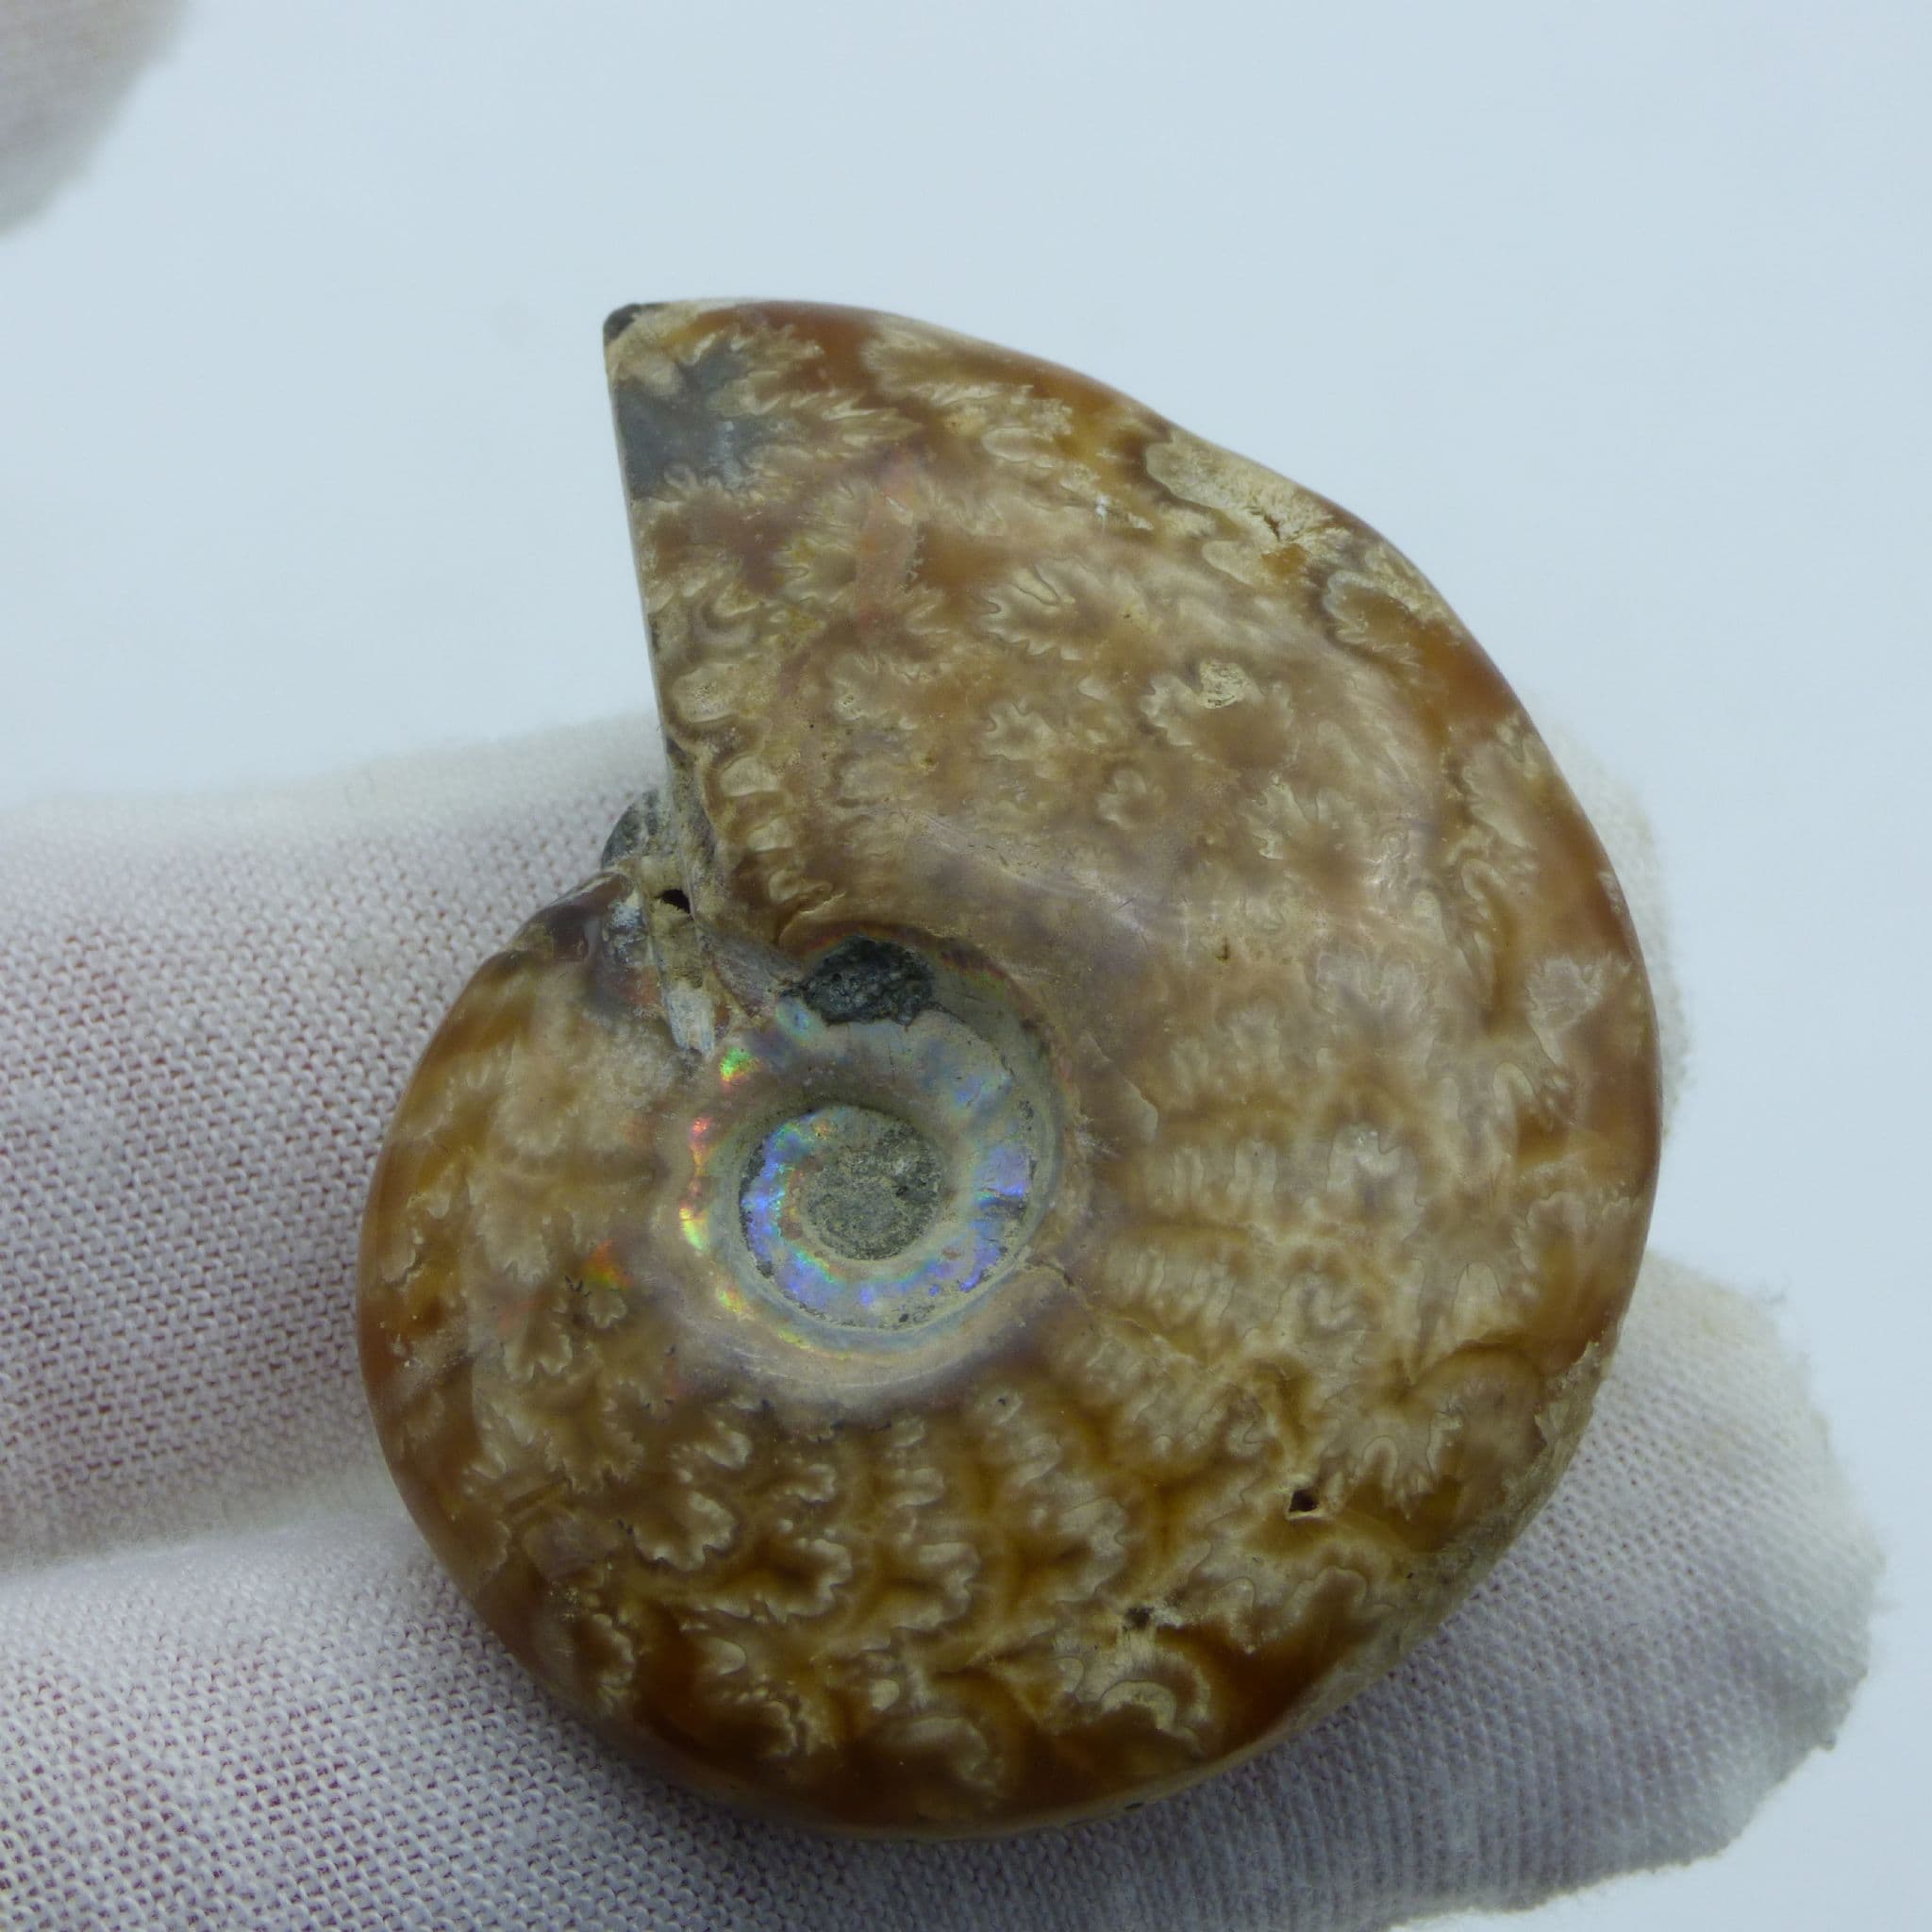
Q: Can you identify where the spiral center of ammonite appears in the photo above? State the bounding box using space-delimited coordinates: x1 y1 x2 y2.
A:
680 938 1059 1336
754 1105 945 1261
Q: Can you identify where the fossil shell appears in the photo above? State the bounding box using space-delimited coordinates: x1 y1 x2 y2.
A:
358 300 1661 1836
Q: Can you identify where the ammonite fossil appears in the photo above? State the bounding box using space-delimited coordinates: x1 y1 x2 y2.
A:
358 301 1661 1836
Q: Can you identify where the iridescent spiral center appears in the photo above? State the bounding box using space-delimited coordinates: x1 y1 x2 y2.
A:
679 938 1058 1336
747 1106 944 1263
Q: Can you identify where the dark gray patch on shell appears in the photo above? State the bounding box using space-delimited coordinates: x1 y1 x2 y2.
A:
613 338 766 498
796 939 935 1027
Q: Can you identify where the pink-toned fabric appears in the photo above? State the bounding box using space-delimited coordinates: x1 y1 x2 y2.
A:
0 714 1875 1931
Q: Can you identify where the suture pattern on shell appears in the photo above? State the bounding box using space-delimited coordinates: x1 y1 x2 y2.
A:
358 300 1661 1835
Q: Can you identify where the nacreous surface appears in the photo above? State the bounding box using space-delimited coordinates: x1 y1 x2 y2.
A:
358 300 1661 1835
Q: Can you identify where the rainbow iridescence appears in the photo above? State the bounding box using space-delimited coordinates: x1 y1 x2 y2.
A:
675 965 1052 1335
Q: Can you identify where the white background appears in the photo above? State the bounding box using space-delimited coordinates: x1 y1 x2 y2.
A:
2 3 1925 1925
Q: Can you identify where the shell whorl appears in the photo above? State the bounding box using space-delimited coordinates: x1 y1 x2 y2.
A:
358 300 1661 1834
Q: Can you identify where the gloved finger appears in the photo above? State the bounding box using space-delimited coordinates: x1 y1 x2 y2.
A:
0 718 643 1569
0 0 184 230
0 1255 1874 1932
0 712 1684 1573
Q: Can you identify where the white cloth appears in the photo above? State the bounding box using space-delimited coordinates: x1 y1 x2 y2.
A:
0 0 180 229
0 714 1879 1931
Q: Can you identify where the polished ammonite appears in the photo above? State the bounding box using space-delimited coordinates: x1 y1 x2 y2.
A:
358 300 1661 1835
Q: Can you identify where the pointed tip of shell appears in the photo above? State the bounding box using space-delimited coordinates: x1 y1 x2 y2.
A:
603 302 660 347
